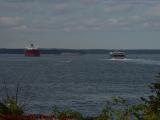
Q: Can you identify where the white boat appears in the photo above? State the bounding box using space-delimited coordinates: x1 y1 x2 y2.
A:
110 51 126 59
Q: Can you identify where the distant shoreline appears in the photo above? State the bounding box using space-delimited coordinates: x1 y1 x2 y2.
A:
0 49 160 54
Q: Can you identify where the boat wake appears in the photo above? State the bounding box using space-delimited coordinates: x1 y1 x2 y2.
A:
102 58 131 61
102 58 160 66
109 58 130 61
128 59 160 66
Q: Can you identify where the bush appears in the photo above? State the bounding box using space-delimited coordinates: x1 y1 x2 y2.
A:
52 105 83 120
0 96 23 115
50 73 160 120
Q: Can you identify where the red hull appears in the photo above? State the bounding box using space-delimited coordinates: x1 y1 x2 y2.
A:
24 49 40 57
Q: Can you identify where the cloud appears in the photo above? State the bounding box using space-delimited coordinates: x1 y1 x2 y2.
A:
12 15 160 32
3 0 73 3
141 17 160 31
3 0 36 3
146 4 160 16
107 15 160 31
1 0 160 33
104 4 133 13
80 0 99 4
103 0 160 4
12 25 27 30
61 14 160 32
51 3 74 14
2 0 160 5
0 16 23 28
53 3 68 11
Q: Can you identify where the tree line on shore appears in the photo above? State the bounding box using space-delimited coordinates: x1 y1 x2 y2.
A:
1 49 160 55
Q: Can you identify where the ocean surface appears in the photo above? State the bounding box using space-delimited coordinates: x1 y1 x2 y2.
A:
0 53 160 116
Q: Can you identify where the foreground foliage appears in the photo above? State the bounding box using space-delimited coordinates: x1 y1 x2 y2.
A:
0 73 160 120
0 96 27 120
51 73 160 120
0 97 23 115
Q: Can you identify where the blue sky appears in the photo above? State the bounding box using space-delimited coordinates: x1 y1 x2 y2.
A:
0 0 160 49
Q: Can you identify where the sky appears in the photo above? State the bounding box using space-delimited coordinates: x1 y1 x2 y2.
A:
0 0 160 49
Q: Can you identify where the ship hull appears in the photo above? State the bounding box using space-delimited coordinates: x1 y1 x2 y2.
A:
111 54 125 59
24 49 40 57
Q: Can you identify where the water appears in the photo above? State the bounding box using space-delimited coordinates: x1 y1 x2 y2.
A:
0 53 160 116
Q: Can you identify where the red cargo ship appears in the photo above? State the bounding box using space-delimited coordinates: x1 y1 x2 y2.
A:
24 44 40 57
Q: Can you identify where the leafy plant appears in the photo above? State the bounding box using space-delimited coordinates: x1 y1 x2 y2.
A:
52 105 83 120
140 73 160 120
0 96 23 115
0 79 30 120
98 97 145 120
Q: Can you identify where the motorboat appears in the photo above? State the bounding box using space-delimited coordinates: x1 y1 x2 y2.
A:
110 51 126 59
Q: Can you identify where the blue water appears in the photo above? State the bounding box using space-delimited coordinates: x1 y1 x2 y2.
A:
0 53 160 116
